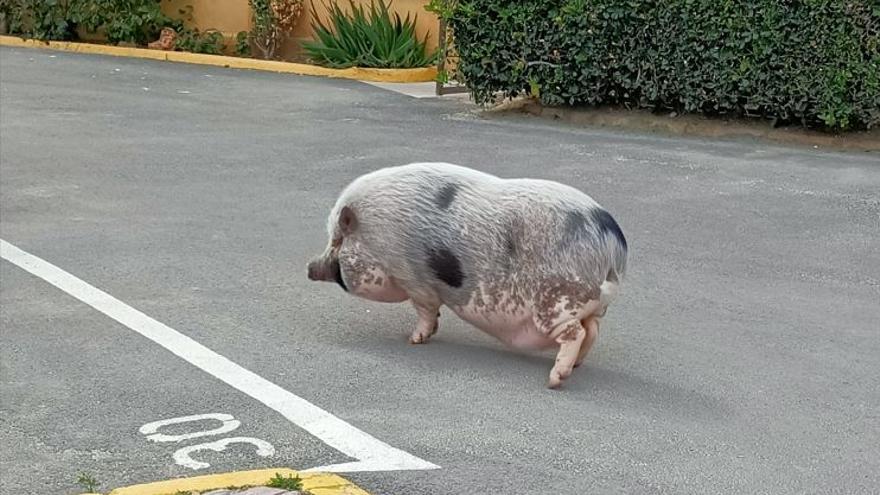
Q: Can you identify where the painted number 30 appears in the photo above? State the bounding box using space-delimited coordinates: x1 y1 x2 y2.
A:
139 413 275 470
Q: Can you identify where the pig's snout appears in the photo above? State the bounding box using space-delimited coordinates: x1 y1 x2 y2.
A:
307 260 324 281
307 257 347 291
307 258 333 282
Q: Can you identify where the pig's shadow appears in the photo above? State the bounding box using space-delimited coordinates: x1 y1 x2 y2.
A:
347 332 730 421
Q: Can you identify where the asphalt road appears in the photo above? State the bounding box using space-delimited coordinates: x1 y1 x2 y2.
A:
1 46 879 495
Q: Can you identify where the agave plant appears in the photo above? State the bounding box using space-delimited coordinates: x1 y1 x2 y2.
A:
302 0 437 69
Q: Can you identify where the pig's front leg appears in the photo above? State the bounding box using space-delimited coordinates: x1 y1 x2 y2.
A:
409 300 441 344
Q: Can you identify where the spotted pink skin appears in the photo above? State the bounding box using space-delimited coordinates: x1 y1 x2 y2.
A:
454 301 557 350
348 265 590 352
348 266 409 303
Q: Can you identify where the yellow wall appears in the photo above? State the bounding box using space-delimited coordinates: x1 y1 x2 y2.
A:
161 0 439 59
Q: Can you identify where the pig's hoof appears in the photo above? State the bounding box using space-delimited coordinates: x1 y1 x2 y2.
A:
408 330 433 344
408 331 433 344
408 318 439 344
547 374 564 389
547 366 573 389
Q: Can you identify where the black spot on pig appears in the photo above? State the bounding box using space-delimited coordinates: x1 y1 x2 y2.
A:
427 247 464 287
561 209 590 246
435 183 460 210
591 208 627 252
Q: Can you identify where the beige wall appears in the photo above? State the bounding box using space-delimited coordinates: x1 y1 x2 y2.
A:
161 0 439 59
162 0 252 33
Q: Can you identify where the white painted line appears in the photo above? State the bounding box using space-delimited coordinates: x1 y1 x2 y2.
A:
0 239 439 473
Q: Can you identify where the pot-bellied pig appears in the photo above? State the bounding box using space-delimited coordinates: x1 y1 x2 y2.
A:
307 162 627 388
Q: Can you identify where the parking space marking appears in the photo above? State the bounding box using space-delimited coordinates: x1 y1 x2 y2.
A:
173 437 276 470
1 239 440 473
139 413 241 443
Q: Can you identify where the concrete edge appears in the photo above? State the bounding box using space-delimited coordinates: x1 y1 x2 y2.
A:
0 36 438 83
75 468 370 495
487 97 880 152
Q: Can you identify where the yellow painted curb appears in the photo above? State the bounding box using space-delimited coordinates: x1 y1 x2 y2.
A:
0 36 438 83
104 468 370 495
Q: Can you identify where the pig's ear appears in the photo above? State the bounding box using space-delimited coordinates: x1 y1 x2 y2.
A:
338 206 358 235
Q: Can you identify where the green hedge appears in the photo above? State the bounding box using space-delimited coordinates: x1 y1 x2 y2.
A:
437 0 880 130
0 0 176 45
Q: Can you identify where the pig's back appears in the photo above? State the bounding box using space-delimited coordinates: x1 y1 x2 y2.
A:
337 163 626 305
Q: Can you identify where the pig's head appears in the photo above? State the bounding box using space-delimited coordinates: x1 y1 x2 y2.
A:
307 205 358 292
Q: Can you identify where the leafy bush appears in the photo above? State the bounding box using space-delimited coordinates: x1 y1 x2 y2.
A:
235 30 252 57
2 0 176 45
303 0 436 68
73 0 175 44
0 0 78 40
175 28 225 54
246 0 304 59
436 0 880 131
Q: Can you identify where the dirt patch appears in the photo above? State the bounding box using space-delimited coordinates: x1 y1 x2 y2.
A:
486 98 880 153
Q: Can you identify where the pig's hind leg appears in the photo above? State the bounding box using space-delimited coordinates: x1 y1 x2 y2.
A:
573 316 599 368
574 279 616 368
536 296 604 388
547 320 588 389
409 299 441 344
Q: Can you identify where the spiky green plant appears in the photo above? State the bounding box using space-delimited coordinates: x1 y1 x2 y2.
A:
266 472 304 490
76 472 100 493
302 0 436 68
